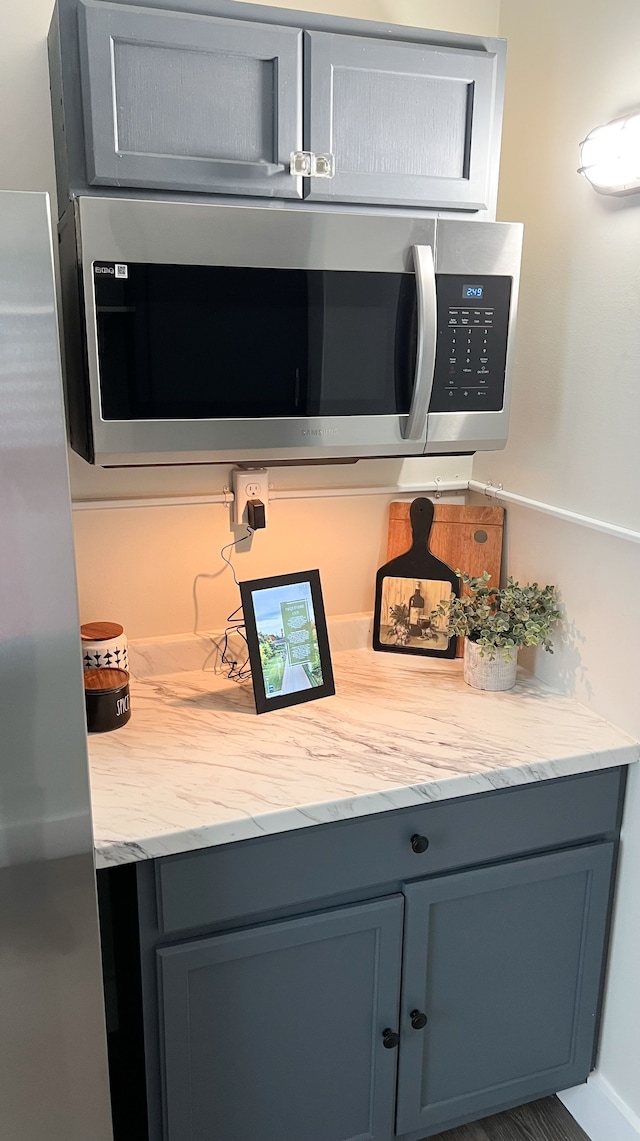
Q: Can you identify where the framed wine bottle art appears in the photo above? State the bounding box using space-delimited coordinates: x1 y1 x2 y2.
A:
373 497 459 659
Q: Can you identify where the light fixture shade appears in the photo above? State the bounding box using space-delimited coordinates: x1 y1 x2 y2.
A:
578 112 640 194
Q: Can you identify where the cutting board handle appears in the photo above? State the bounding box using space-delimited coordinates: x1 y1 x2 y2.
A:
409 497 435 550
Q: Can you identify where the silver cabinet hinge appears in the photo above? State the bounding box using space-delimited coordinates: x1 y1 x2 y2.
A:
290 151 335 178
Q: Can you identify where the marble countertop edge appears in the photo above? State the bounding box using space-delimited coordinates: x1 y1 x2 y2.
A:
93 742 637 868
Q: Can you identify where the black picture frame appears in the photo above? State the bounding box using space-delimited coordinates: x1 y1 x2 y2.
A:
240 569 335 714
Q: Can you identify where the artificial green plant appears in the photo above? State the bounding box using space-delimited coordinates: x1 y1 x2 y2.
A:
434 572 561 661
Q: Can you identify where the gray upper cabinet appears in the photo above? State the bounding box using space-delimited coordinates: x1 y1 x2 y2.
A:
77 0 303 197
50 0 505 213
304 31 498 209
396 843 614 1137
157 896 404 1141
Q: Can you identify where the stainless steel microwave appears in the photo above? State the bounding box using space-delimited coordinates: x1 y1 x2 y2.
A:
59 197 523 466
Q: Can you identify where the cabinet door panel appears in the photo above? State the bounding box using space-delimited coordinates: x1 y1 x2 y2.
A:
78 0 302 197
396 844 614 1136
305 31 497 208
158 897 403 1141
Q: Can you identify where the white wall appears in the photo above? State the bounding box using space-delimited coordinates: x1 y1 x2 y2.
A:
480 0 640 1129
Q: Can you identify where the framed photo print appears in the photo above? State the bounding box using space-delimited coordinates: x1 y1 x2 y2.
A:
240 569 335 714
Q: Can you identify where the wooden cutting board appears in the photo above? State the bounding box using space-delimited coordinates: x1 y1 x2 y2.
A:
386 501 504 657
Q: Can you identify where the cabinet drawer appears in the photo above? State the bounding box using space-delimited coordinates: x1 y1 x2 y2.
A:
154 769 622 935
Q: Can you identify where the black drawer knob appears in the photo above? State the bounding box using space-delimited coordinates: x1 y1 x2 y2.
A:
410 1009 428 1030
411 834 430 854
382 1028 399 1049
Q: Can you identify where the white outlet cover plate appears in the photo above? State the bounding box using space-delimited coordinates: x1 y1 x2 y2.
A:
232 468 269 526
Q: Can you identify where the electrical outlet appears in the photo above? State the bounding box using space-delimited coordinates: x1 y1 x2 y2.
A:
232 468 269 527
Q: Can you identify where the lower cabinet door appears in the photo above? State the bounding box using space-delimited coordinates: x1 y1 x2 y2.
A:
157 896 404 1141
396 843 614 1137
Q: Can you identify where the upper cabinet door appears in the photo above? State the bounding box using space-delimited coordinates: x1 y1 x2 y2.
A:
304 31 498 209
395 843 614 1137
157 896 404 1141
78 0 303 198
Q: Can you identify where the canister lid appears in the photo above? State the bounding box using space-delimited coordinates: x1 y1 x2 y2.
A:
81 621 124 642
84 668 129 694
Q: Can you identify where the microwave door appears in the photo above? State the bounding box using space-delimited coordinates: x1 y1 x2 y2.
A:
402 244 437 442
87 261 429 464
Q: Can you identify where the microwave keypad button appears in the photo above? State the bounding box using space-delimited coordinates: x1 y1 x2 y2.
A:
430 274 512 414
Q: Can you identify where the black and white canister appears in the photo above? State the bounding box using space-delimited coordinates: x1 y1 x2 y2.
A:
81 621 129 672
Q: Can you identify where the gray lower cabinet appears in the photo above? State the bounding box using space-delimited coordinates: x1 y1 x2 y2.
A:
148 844 614 1141
157 897 404 1141
396 843 614 1137
117 772 622 1141
304 31 498 209
77 0 303 197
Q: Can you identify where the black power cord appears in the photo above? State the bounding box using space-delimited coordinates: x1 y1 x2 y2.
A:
193 525 255 682
218 527 253 682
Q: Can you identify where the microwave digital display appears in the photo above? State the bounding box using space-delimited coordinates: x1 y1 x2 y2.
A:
462 284 484 299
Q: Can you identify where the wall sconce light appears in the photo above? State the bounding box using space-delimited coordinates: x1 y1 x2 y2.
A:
578 112 640 194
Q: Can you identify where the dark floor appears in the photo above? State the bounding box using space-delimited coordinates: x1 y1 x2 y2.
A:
430 1097 590 1141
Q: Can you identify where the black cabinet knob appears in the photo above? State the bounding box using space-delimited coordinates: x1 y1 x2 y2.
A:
411 834 430 854
410 1009 428 1030
382 1028 399 1049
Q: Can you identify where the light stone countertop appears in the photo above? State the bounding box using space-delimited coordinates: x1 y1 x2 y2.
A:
88 626 638 868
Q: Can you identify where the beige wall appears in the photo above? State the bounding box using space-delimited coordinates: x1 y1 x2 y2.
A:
0 0 488 636
0 0 498 509
235 0 499 35
73 490 463 639
0 0 58 202
72 456 469 638
0 0 500 211
482 0 640 1126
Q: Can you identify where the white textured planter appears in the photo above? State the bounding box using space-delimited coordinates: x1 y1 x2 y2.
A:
463 639 518 691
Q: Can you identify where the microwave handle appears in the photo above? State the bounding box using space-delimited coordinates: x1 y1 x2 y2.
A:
402 245 437 441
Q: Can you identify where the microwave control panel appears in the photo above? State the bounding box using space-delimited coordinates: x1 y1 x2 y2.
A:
429 275 512 413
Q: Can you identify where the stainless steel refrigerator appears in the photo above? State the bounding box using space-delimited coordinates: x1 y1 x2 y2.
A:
0 191 113 1140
